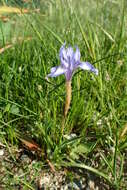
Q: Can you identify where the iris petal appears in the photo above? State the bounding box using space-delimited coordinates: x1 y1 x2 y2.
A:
61 59 69 68
59 43 68 68
66 46 74 60
47 66 66 77
74 47 80 62
59 44 67 60
78 61 98 75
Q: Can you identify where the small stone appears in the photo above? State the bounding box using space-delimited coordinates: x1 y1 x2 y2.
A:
68 182 79 189
18 168 24 176
88 180 95 190
39 175 50 188
64 133 77 140
0 149 4 156
20 154 31 164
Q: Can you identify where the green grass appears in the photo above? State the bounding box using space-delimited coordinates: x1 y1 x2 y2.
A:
0 0 127 189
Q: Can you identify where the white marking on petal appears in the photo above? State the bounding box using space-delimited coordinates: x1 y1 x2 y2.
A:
47 66 66 78
59 43 68 68
66 46 74 59
51 67 57 73
94 69 99 75
78 62 98 75
61 59 69 68
74 47 80 62
59 43 66 57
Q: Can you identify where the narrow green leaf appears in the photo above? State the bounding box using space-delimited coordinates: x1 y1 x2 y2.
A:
43 24 63 44
100 152 114 175
61 160 112 184
74 12 94 58
93 22 115 42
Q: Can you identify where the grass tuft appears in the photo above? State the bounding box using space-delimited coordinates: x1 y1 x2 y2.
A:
0 0 127 189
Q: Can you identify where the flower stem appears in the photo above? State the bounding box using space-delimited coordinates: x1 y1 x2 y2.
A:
64 80 72 117
61 80 72 135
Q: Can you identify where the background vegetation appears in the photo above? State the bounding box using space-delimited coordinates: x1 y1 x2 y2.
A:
0 0 127 189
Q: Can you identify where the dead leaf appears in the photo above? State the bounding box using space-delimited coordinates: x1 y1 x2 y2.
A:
0 141 6 147
120 123 127 138
0 15 10 22
0 37 32 54
0 6 40 15
0 44 12 54
0 6 29 14
46 159 56 173
19 137 41 151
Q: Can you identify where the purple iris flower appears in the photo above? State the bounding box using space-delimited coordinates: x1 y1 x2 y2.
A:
47 43 98 81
